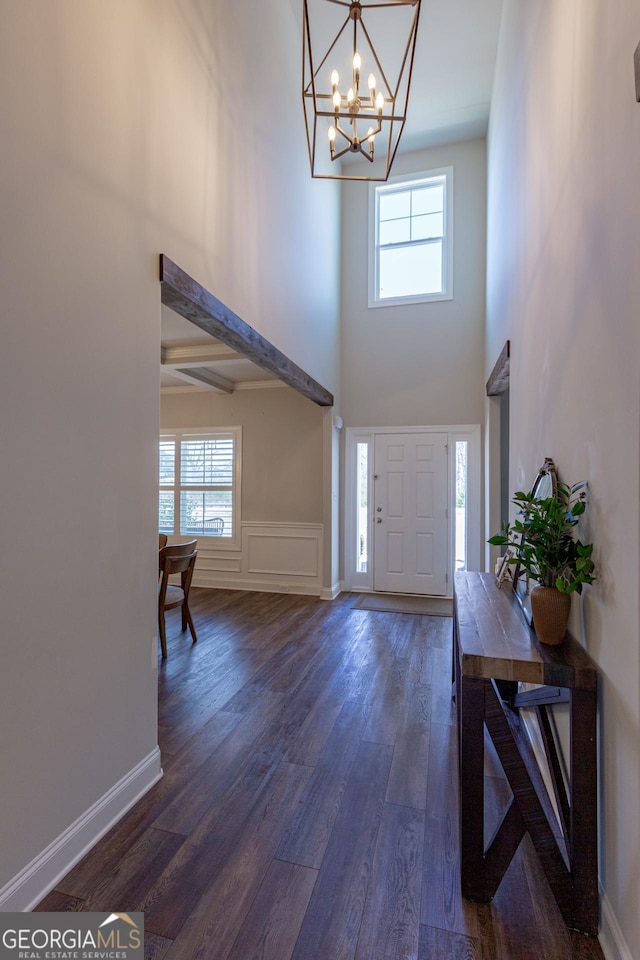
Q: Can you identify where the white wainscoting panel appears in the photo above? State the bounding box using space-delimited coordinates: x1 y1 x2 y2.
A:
194 554 242 575
190 522 324 595
247 532 318 577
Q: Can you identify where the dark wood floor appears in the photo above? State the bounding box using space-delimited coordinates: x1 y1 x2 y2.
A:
37 589 604 960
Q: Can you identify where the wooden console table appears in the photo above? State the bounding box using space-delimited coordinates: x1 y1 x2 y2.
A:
453 572 598 936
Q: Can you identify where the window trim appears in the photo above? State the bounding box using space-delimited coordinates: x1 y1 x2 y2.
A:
368 165 454 308
159 426 242 550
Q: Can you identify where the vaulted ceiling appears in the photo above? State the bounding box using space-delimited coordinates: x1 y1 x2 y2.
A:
160 0 504 395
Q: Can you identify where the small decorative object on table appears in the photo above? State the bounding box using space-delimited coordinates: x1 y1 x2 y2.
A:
488 468 596 644
494 540 518 587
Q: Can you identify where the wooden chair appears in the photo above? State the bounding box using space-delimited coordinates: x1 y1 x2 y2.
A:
158 533 168 549
158 540 198 659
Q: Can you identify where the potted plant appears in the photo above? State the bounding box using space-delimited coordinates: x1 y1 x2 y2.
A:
488 482 596 644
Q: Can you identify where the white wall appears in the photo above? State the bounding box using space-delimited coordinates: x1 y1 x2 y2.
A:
340 139 487 428
161 386 324 523
0 0 340 903
486 3 640 957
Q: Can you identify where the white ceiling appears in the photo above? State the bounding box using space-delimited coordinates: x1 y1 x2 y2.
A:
160 306 278 392
402 0 503 150
160 0 503 394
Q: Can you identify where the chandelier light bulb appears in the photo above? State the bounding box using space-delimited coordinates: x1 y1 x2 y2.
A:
352 52 361 96
331 69 339 89
328 124 336 159
333 90 341 111
367 126 375 157
368 73 377 107
376 91 384 114
347 87 355 104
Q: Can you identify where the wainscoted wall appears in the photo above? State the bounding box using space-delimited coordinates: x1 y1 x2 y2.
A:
184 522 324 596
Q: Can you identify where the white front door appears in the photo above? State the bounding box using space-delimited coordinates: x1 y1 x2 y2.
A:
373 432 448 595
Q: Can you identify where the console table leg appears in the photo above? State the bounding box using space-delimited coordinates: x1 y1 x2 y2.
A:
460 675 488 900
570 688 598 935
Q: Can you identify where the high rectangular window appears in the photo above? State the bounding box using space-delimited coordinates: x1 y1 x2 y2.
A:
369 166 453 307
159 429 240 543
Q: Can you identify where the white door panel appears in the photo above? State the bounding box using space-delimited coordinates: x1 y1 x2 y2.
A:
416 471 433 518
387 473 404 516
373 432 448 595
416 532 434 576
387 532 404 573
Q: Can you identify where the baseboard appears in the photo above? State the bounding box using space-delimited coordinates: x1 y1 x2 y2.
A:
0 746 162 912
599 889 634 960
320 580 343 600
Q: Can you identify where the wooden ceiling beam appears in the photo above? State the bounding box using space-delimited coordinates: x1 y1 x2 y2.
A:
160 255 334 407
161 343 244 367
486 340 510 396
166 366 234 394
176 367 234 393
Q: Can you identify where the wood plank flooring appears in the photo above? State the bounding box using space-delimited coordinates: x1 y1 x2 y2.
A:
36 589 604 960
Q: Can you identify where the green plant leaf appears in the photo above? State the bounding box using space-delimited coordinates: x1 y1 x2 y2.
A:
488 476 596 593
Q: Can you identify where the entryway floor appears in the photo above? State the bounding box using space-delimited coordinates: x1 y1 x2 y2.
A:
36 589 604 960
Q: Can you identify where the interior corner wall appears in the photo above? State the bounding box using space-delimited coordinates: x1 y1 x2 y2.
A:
339 139 487 429
0 0 340 903
486 2 640 956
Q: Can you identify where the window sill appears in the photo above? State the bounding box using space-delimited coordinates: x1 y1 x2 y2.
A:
368 289 453 308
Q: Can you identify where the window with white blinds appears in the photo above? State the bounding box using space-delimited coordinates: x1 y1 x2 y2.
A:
159 429 241 542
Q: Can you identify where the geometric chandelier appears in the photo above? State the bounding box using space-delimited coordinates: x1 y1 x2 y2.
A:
302 0 422 181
